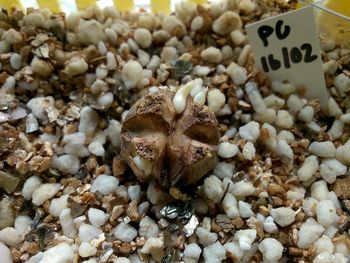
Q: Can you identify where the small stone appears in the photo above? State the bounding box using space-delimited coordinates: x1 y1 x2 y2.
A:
309 141 336 158
203 175 224 203
88 141 105 157
275 110 294 129
242 141 255 160
316 200 337 227
49 195 69 217
134 28 152 49
195 227 218 246
77 19 105 45
297 155 319 182
222 193 239 218
201 47 223 64
114 222 137 242
9 53 21 70
39 242 74 263
232 181 255 197
226 63 247 85
59 208 77 238
212 11 242 35
79 224 103 242
0 227 23 247
79 106 99 136
52 155 80 174
32 183 61 206
238 201 254 218
88 208 107 227
127 185 141 203
238 121 260 142
2 28 23 44
298 106 314 122
314 235 334 255
207 89 225 113
91 175 119 195
183 243 202 263
203 241 226 263
191 16 204 31
311 180 330 201
334 73 350 97
258 238 283 263
140 236 164 262
297 219 325 248
31 57 52 77
14 216 31 236
146 182 167 205
263 216 278 234
0 242 12 263
234 229 257 250
217 142 239 158
213 162 235 179
139 216 159 238
122 61 143 89
230 30 246 46
270 207 295 227
79 242 97 258
114 258 131 263
320 159 347 184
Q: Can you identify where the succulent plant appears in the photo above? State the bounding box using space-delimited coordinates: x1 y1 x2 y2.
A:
121 84 220 187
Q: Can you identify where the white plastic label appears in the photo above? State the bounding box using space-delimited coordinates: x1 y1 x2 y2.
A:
246 6 328 109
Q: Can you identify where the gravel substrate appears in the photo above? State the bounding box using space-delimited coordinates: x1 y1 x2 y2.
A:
0 1 350 262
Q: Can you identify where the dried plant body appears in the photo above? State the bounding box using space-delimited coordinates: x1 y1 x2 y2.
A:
121 88 220 187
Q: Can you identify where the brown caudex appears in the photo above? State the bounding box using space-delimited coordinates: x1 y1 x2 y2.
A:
121 88 220 187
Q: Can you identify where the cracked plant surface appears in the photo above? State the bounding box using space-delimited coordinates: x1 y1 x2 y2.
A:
121 85 220 187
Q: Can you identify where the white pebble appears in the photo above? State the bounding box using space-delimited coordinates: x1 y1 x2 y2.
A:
200 47 223 64
59 208 77 238
242 141 255 160
334 73 350 97
311 180 330 201
264 94 285 110
239 121 260 142
105 120 122 147
191 16 204 31
114 222 137 242
193 65 211 76
212 11 242 35
128 185 141 203
287 95 306 114
88 141 105 157
314 235 334 255
238 201 254 218
275 110 294 129
97 92 114 110
297 155 319 182
64 57 88 77
203 241 226 263
327 120 344 140
140 236 164 261
49 195 69 217
183 243 202 263
227 63 247 86
217 142 239 158
195 227 218 246
122 60 143 89
207 89 225 113
298 106 314 122
114 258 131 263
328 97 343 117
203 175 224 203
276 139 293 164
234 229 256 250
79 106 99 135
14 216 31 235
263 216 278 234
52 155 80 174
297 219 325 248
88 208 107 227
309 141 336 158
106 52 117 70
147 182 166 205
232 181 255 197
134 28 152 49
2 28 23 44
22 176 42 200
271 207 295 227
222 193 239 218
320 159 347 184
258 238 283 263
230 30 246 46
39 243 74 263
335 143 350 165
213 162 235 179
139 216 159 238
224 242 243 262
316 200 337 227
272 81 296 96
32 183 61 206
10 53 21 70
0 242 12 263
79 242 97 258
79 224 103 242
0 227 23 247
91 175 119 195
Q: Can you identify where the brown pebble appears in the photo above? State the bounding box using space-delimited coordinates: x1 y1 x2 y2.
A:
332 177 350 199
